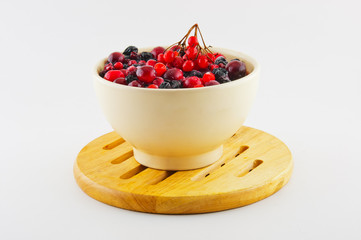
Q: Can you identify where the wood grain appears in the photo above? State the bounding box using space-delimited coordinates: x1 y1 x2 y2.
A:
74 126 293 214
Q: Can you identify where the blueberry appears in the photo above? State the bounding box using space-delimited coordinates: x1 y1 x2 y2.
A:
217 76 231 83
231 58 240 61
140 52 154 61
123 46 138 55
122 64 128 69
159 82 172 88
125 74 138 84
188 70 203 78
212 68 228 80
215 56 228 66
99 70 107 78
170 80 181 88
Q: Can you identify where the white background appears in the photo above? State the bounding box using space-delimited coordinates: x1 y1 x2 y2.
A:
1 0 360 239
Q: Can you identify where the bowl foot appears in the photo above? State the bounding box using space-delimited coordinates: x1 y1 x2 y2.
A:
133 146 223 171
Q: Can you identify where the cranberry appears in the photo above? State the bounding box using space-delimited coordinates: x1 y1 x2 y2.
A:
204 80 220 86
188 36 199 47
147 84 159 89
226 60 246 80
138 60 146 66
108 52 125 63
194 84 204 88
164 50 175 63
120 69 127 77
146 59 157 66
104 70 124 81
164 68 183 80
153 77 164 86
184 76 202 88
172 56 184 69
104 63 113 71
202 72 215 83
128 60 137 66
182 60 194 72
154 63 167 76
126 66 137 76
136 65 156 83
113 77 127 85
113 62 123 70
128 80 142 87
130 52 138 60
151 46 165 58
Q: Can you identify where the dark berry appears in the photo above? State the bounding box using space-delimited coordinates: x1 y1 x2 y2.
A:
159 82 172 88
140 52 154 61
99 70 107 77
125 74 138 84
204 80 220 86
113 77 127 85
226 60 247 80
163 68 183 80
188 70 203 78
170 80 182 88
128 80 142 87
151 46 165 58
214 56 228 66
136 65 156 83
217 75 231 83
212 68 228 80
123 46 138 55
108 52 125 64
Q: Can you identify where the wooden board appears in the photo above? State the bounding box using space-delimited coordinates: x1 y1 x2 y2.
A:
74 126 293 214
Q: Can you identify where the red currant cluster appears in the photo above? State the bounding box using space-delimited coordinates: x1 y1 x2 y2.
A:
99 24 247 89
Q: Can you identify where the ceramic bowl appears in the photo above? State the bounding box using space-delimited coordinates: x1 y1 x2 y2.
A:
94 47 259 170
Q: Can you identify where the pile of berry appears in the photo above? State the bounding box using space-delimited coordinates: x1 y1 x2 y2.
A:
99 25 247 89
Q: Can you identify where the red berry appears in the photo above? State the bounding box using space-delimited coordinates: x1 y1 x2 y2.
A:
164 50 175 63
128 80 142 87
209 64 219 71
128 60 137 66
104 70 124 81
197 55 209 69
184 76 202 88
154 63 167 77
194 84 204 88
206 53 216 63
108 52 125 63
186 47 198 60
104 63 113 71
113 62 123 70
146 59 157 66
120 69 127 77
214 53 224 59
153 77 164 86
157 53 166 63
172 56 184 69
126 66 137 76
204 80 220 86
147 84 158 89
170 45 181 51
188 36 199 47
151 46 165 58
202 72 215 83
130 52 138 60
164 68 183 80
136 65 156 83
182 60 194 72
138 60 146 65
113 77 126 85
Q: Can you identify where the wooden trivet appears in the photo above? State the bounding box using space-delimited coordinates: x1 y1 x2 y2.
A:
74 126 293 214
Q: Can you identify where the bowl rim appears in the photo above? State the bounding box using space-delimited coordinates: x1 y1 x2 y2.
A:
94 47 259 92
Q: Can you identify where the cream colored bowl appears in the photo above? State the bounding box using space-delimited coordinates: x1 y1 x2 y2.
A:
94 47 259 170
